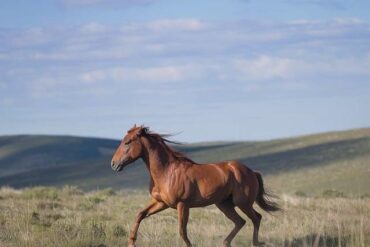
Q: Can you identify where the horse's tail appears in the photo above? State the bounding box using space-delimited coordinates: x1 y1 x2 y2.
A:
255 172 280 212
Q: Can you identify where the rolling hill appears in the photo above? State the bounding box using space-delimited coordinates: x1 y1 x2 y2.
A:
0 128 369 196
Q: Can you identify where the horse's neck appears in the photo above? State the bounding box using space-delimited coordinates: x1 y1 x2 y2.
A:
141 137 174 182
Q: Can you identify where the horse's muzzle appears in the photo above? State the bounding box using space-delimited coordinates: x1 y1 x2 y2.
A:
111 161 123 172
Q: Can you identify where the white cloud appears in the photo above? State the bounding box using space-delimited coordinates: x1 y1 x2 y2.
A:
332 17 367 25
80 22 110 33
80 65 198 83
1 18 370 103
147 19 207 31
80 70 107 83
132 66 186 81
235 56 296 80
234 54 370 82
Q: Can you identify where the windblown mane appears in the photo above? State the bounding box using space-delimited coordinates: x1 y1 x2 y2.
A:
141 127 194 163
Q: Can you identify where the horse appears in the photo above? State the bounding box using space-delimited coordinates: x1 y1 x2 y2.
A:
111 125 280 247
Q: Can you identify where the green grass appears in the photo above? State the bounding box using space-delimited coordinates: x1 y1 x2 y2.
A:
0 187 369 247
266 154 370 196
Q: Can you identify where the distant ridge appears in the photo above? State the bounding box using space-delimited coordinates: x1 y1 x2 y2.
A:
1 128 369 195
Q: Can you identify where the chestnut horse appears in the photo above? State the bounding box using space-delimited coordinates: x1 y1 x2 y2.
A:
111 125 279 247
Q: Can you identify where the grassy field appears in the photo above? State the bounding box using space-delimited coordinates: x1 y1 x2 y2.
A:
0 186 369 247
1 128 369 246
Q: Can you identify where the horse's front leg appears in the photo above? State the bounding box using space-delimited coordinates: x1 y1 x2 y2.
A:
177 202 192 247
128 199 168 247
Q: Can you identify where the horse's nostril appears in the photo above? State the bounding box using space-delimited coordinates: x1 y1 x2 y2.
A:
111 161 115 167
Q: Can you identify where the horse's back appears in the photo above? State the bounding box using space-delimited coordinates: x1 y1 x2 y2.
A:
190 160 257 187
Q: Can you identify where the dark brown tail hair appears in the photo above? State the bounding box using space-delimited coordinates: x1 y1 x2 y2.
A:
255 172 280 212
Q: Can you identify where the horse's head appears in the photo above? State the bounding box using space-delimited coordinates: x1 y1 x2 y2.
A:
111 125 147 172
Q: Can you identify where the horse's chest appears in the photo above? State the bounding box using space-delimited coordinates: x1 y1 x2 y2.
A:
150 191 176 208
150 167 192 207
151 188 162 201
150 182 186 208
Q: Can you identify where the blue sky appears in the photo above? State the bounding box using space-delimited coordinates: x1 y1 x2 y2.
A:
1 0 370 142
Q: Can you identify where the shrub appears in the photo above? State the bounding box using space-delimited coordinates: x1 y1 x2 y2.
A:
112 225 127 238
360 193 370 199
322 189 346 198
45 213 64 221
51 221 80 239
89 221 106 239
295 191 307 197
30 211 52 227
0 186 22 198
62 185 84 196
0 215 5 226
86 189 117 204
29 210 64 228
23 187 59 200
77 195 105 210
88 196 105 204
37 201 62 210
77 201 95 211
98 188 116 197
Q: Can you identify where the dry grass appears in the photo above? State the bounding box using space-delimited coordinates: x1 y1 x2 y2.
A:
0 187 369 247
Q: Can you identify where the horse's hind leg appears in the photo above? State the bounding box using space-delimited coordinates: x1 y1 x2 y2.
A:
237 204 263 246
216 199 246 247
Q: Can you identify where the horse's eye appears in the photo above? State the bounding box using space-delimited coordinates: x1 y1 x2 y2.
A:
125 140 132 145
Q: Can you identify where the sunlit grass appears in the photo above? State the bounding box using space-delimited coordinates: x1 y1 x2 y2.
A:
0 186 369 247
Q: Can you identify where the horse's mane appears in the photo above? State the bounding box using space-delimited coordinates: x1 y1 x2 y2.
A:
140 127 194 163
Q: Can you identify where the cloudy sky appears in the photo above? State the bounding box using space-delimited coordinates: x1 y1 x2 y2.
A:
1 0 370 142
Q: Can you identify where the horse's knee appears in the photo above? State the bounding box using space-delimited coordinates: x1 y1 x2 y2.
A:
255 211 262 221
236 218 246 228
135 210 147 222
252 211 262 229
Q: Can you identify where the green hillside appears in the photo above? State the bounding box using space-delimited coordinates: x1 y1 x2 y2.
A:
0 128 369 196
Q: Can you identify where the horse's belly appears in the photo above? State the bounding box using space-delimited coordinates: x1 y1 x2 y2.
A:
153 184 226 208
200 184 230 201
180 181 229 208
187 196 225 207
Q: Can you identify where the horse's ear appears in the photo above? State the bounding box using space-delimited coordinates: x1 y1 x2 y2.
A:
133 124 137 129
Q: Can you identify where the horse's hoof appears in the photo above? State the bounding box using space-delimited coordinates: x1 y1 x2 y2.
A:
128 243 136 247
252 241 265 246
